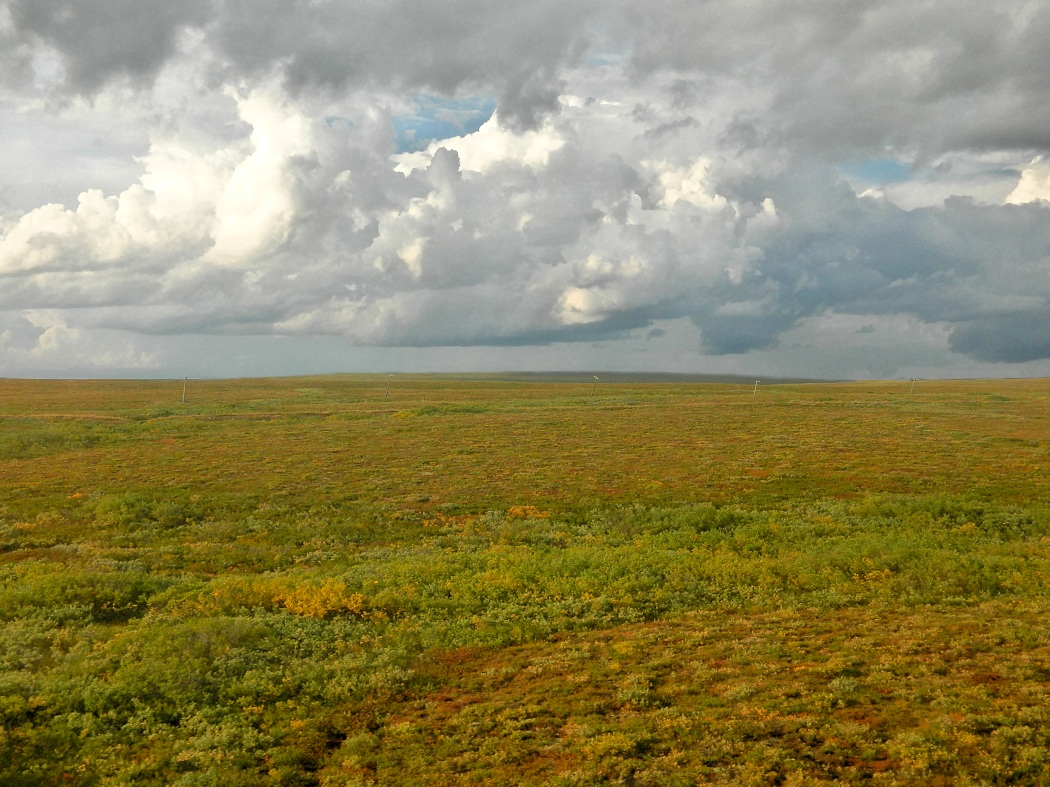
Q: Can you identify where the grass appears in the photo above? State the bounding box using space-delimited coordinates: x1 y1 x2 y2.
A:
1 375 1049 784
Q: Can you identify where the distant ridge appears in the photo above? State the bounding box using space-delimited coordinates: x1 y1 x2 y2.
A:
443 371 834 384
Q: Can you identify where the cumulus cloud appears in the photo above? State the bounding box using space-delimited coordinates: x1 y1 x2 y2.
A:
1007 157 1050 204
1 1 1049 377
0 310 158 374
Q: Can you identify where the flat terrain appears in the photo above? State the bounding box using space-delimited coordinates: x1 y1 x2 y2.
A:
1 376 1048 784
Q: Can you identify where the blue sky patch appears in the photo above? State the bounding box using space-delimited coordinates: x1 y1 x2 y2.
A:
392 95 497 152
840 157 912 184
324 115 354 129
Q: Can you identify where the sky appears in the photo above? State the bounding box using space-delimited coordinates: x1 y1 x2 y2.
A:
2 1 1050 380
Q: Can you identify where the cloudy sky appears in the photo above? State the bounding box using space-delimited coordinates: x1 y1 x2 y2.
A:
2 0 1049 379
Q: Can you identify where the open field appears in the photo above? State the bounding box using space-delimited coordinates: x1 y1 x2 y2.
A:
2 375 1049 784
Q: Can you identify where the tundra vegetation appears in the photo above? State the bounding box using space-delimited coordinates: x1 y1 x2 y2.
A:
1 375 1049 785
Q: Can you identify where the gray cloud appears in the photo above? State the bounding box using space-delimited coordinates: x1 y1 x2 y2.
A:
628 1 1050 158
2 0 604 130
949 310 1050 363
6 0 1045 148
0 311 44 349
6 0 211 94
212 0 601 130
691 175 1050 357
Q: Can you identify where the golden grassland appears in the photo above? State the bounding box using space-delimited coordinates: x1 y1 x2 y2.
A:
1 375 1048 784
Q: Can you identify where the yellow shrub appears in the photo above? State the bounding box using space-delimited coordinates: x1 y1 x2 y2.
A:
274 580 366 619
507 505 550 519
179 577 368 619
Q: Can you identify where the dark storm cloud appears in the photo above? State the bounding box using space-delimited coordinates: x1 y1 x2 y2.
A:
949 310 1050 363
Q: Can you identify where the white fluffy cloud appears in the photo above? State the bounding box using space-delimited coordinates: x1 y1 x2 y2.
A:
1007 157 1050 205
2 0 1050 378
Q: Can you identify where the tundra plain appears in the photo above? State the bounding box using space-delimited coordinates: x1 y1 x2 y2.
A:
2 375 1049 785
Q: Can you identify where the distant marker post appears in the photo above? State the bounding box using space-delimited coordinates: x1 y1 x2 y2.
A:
592 375 600 393
753 380 760 395
909 379 916 395
181 377 187 404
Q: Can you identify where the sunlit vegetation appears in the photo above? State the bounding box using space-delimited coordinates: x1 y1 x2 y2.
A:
2 375 1049 784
